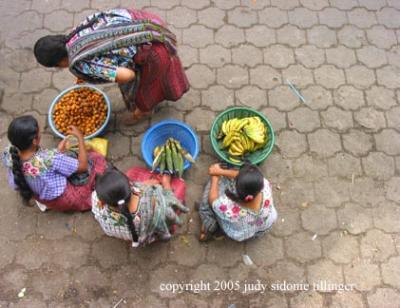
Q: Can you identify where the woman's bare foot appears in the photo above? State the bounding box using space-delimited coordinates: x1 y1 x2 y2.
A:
199 224 210 242
122 109 152 126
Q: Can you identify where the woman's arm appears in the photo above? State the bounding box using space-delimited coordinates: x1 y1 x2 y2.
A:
116 67 135 84
208 163 239 179
208 176 220 206
67 126 88 173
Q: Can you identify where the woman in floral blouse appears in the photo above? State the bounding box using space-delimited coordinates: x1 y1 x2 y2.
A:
198 162 277 242
92 167 188 247
33 8 189 125
2 116 108 211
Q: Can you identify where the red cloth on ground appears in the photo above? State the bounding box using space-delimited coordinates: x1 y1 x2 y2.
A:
37 152 108 211
125 166 186 203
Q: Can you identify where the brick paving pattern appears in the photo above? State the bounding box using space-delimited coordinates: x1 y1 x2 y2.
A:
1 0 400 307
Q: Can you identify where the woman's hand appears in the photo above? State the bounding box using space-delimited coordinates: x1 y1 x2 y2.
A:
57 138 68 152
116 67 135 84
67 126 84 140
208 163 225 177
161 174 172 190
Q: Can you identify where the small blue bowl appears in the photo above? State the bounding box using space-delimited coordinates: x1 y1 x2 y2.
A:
141 120 200 171
48 84 112 140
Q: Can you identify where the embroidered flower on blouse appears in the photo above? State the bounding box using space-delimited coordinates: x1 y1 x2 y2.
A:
225 210 233 218
219 204 228 212
239 209 247 217
232 206 240 215
264 199 270 208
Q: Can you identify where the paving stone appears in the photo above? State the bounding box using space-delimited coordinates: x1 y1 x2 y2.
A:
318 8 347 28
315 176 351 208
373 201 400 233
186 108 215 131
0 236 16 268
199 45 231 68
213 0 241 9
107 132 130 160
270 206 301 237
368 288 400 308
276 130 307 158
0 92 32 115
351 177 385 207
382 256 400 288
288 107 320 132
377 7 400 28
348 8 378 28
228 7 258 28
183 25 214 48
186 64 216 89
329 0 358 10
246 234 284 267
181 0 210 9
62 0 90 12
308 260 343 290
90 0 122 10
388 46 400 68
10 298 47 308
301 205 337 235
236 86 267 109
215 25 245 48
323 231 359 264
172 89 201 113
386 177 400 203
166 7 196 28
44 10 73 32
377 65 400 89
343 129 374 156
367 26 397 50
32 0 62 13
73 9 97 26
387 0 400 9
151 264 190 298
361 229 396 262
288 8 318 28
354 107 386 132
0 112 12 136
202 85 234 111
292 154 328 179
321 107 353 131
20 68 52 93
51 237 90 269
295 45 325 69
315 65 345 89
261 107 287 132
232 45 263 67
301 85 333 110
282 65 314 88
308 129 342 157
300 0 328 10
250 66 281 90
308 25 337 48
258 7 288 28
2 48 38 73
206 239 244 267
37 212 76 240
264 45 295 69
363 152 395 180
271 0 299 9
277 25 306 47
197 7 225 29
91 236 128 268
189 264 228 296
328 153 362 178
280 178 315 208
337 202 373 235
333 85 364 110
269 85 301 111
326 46 356 68
31 269 71 301
249 293 288 308
217 64 248 89
330 292 365 308
290 292 324 308
366 87 397 112
245 25 276 47
375 129 400 155
1 267 29 298
73 212 104 241
338 25 366 48
266 260 306 284
72 266 109 300
129 241 169 268
357 46 387 69
169 236 205 267
261 152 292 182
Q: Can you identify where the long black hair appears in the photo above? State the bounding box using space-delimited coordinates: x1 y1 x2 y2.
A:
34 17 97 67
95 169 139 243
7 115 39 202
225 162 264 203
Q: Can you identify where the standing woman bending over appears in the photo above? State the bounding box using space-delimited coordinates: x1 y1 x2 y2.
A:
198 162 277 242
33 8 189 125
2 116 108 211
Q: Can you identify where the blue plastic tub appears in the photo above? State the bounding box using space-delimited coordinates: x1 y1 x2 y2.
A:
141 120 200 171
48 84 112 140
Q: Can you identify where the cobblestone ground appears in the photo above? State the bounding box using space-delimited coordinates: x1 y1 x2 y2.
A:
1 0 400 307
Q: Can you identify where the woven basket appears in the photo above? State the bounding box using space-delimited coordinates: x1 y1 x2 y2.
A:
210 107 275 166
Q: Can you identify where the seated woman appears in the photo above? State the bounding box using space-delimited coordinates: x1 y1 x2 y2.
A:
92 167 188 247
2 115 108 211
198 162 277 242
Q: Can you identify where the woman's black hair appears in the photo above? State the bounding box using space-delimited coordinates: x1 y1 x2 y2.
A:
225 161 264 203
7 115 39 202
34 17 98 67
95 169 139 242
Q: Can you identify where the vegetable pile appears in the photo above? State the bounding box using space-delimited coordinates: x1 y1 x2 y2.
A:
53 88 108 136
152 138 195 177
218 116 268 163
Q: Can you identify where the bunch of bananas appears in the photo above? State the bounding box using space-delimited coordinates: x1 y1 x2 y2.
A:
152 138 195 177
218 116 267 163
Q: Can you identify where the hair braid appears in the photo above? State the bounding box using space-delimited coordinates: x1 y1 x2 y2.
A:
9 146 33 202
